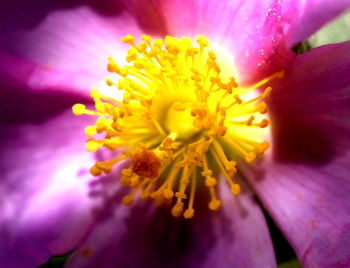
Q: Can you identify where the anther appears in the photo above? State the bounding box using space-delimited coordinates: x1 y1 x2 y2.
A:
73 34 278 219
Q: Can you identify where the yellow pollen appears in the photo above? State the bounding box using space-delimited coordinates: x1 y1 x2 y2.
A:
73 34 284 219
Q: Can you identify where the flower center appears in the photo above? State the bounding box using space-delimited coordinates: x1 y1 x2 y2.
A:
73 34 283 219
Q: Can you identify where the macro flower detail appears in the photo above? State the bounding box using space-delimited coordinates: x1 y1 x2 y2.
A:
1 0 350 268
73 34 282 218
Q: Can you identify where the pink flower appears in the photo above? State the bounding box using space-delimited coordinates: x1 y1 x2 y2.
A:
1 0 350 267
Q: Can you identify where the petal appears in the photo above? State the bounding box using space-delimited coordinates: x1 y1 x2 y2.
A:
0 109 98 268
153 0 295 84
244 41 350 267
0 50 103 97
268 40 350 164
0 57 92 124
0 1 165 96
66 178 276 268
283 0 350 46
245 154 350 268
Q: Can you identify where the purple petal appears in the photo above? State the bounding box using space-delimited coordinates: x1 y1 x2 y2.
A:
0 1 165 95
66 178 276 268
245 155 350 268
283 0 350 46
244 41 350 267
0 52 93 124
0 110 98 268
120 0 167 35
153 0 295 84
268 40 350 164
0 50 101 97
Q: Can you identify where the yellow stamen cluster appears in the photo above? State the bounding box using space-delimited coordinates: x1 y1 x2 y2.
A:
73 34 283 219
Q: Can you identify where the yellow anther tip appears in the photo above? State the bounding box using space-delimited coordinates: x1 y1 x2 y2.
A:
258 102 268 114
263 87 272 98
181 36 192 49
137 41 147 52
85 140 100 152
196 35 209 47
246 152 256 163
151 191 163 199
126 48 138 62
262 141 270 149
231 184 241 195
122 195 134 206
163 189 174 199
257 142 270 154
72 104 86 115
184 209 195 219
139 191 151 199
141 34 151 42
84 126 96 136
153 39 163 48
171 203 184 217
105 77 113 86
260 119 269 128
205 177 217 187
121 34 135 44
209 200 221 210
165 36 180 55
90 166 101 177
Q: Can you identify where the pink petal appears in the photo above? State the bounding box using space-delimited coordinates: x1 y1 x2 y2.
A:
0 110 97 268
283 0 350 46
245 154 350 268
0 51 101 97
152 0 295 84
65 179 276 268
244 41 350 267
0 53 93 124
0 1 165 96
268 40 350 164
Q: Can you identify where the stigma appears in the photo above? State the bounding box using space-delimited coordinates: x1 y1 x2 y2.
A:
73 34 283 219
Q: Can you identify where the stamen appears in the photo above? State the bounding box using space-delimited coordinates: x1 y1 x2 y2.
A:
183 169 196 219
73 34 283 218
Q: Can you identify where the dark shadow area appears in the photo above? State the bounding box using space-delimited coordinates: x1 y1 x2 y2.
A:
0 0 122 33
292 41 312 55
0 0 167 36
265 41 350 167
87 170 235 268
121 190 233 268
0 82 92 124
266 82 350 167
87 160 130 222
262 207 298 264
269 112 336 166
39 254 71 268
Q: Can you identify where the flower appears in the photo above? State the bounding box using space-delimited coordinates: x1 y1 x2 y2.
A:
1 0 350 268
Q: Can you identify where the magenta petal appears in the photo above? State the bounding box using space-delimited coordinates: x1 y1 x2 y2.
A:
283 0 350 46
66 179 276 268
0 2 164 95
268 41 350 164
120 0 167 35
0 110 97 268
0 51 101 97
244 41 350 267
152 0 295 84
0 52 93 124
245 155 350 268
